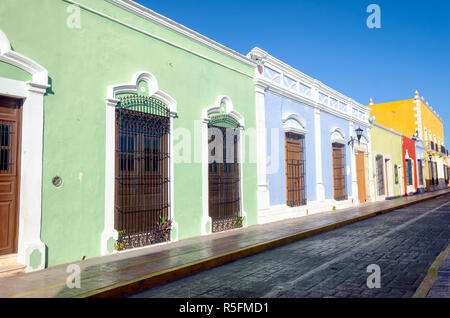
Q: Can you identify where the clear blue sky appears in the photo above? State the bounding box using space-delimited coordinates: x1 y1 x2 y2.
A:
135 0 450 143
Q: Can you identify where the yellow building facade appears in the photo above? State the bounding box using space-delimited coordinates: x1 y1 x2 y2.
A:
368 91 448 191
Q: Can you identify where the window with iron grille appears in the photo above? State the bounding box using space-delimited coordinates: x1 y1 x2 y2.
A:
208 116 241 233
376 154 385 196
418 160 424 186
444 164 448 183
114 95 170 250
285 132 306 207
394 164 399 184
433 162 438 184
332 143 347 201
447 167 450 183
429 160 434 185
405 159 413 186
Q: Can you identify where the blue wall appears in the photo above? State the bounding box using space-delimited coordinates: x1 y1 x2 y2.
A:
265 92 316 205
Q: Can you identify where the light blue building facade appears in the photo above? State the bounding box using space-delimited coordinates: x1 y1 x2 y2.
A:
415 139 426 193
248 48 373 224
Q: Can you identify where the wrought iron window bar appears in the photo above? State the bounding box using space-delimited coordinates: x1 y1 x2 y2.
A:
115 95 171 250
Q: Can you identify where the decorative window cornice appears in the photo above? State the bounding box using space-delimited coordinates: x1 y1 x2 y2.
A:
106 71 177 116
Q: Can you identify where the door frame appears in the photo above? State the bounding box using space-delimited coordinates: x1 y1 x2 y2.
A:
384 156 393 198
353 139 369 204
103 71 178 255
284 131 306 207
0 97 22 256
374 152 386 200
0 29 48 271
355 151 366 203
201 96 246 235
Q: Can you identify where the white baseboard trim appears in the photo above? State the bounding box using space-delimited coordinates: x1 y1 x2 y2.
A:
257 198 355 224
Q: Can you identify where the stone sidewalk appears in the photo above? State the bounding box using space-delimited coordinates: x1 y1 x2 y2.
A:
427 251 450 298
0 189 449 298
413 243 450 298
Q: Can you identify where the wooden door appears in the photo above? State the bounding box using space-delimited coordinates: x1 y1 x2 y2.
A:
356 152 366 203
285 132 305 206
376 155 385 196
332 143 346 201
0 96 22 256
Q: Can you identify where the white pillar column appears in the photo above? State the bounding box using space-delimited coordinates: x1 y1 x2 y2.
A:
255 83 270 211
17 82 49 271
201 117 212 235
101 98 119 255
314 108 324 201
349 122 358 204
367 128 375 201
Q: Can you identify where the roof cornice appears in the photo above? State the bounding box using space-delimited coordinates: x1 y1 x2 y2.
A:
372 122 403 137
108 0 256 67
248 47 367 111
416 96 443 123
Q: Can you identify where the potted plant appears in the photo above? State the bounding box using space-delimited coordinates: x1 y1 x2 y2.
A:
153 216 173 244
114 230 126 251
235 215 245 228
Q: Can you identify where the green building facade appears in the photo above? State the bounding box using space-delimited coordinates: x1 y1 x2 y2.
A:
0 0 258 270
371 123 405 201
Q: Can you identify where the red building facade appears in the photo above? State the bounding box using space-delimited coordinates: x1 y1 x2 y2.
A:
402 136 418 195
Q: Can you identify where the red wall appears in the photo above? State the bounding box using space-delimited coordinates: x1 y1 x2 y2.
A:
402 136 417 194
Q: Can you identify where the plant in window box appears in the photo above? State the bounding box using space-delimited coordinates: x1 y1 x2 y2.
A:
152 216 173 244
235 216 245 228
114 230 126 251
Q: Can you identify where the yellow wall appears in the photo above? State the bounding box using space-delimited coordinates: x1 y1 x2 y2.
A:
421 99 444 146
420 99 445 181
367 99 417 138
367 95 446 184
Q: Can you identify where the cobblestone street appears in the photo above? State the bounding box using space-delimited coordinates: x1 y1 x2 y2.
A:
131 195 450 298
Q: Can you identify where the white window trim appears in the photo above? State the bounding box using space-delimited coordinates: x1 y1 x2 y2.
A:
0 29 49 271
330 127 346 144
102 71 178 255
282 113 308 135
201 96 246 235
404 149 415 194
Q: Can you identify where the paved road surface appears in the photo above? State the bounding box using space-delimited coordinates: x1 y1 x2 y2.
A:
131 195 450 298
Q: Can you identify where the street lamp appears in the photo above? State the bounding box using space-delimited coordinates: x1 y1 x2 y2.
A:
348 127 364 148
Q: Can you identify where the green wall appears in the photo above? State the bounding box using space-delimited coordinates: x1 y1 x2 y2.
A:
0 0 257 266
371 125 404 198
0 61 31 82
